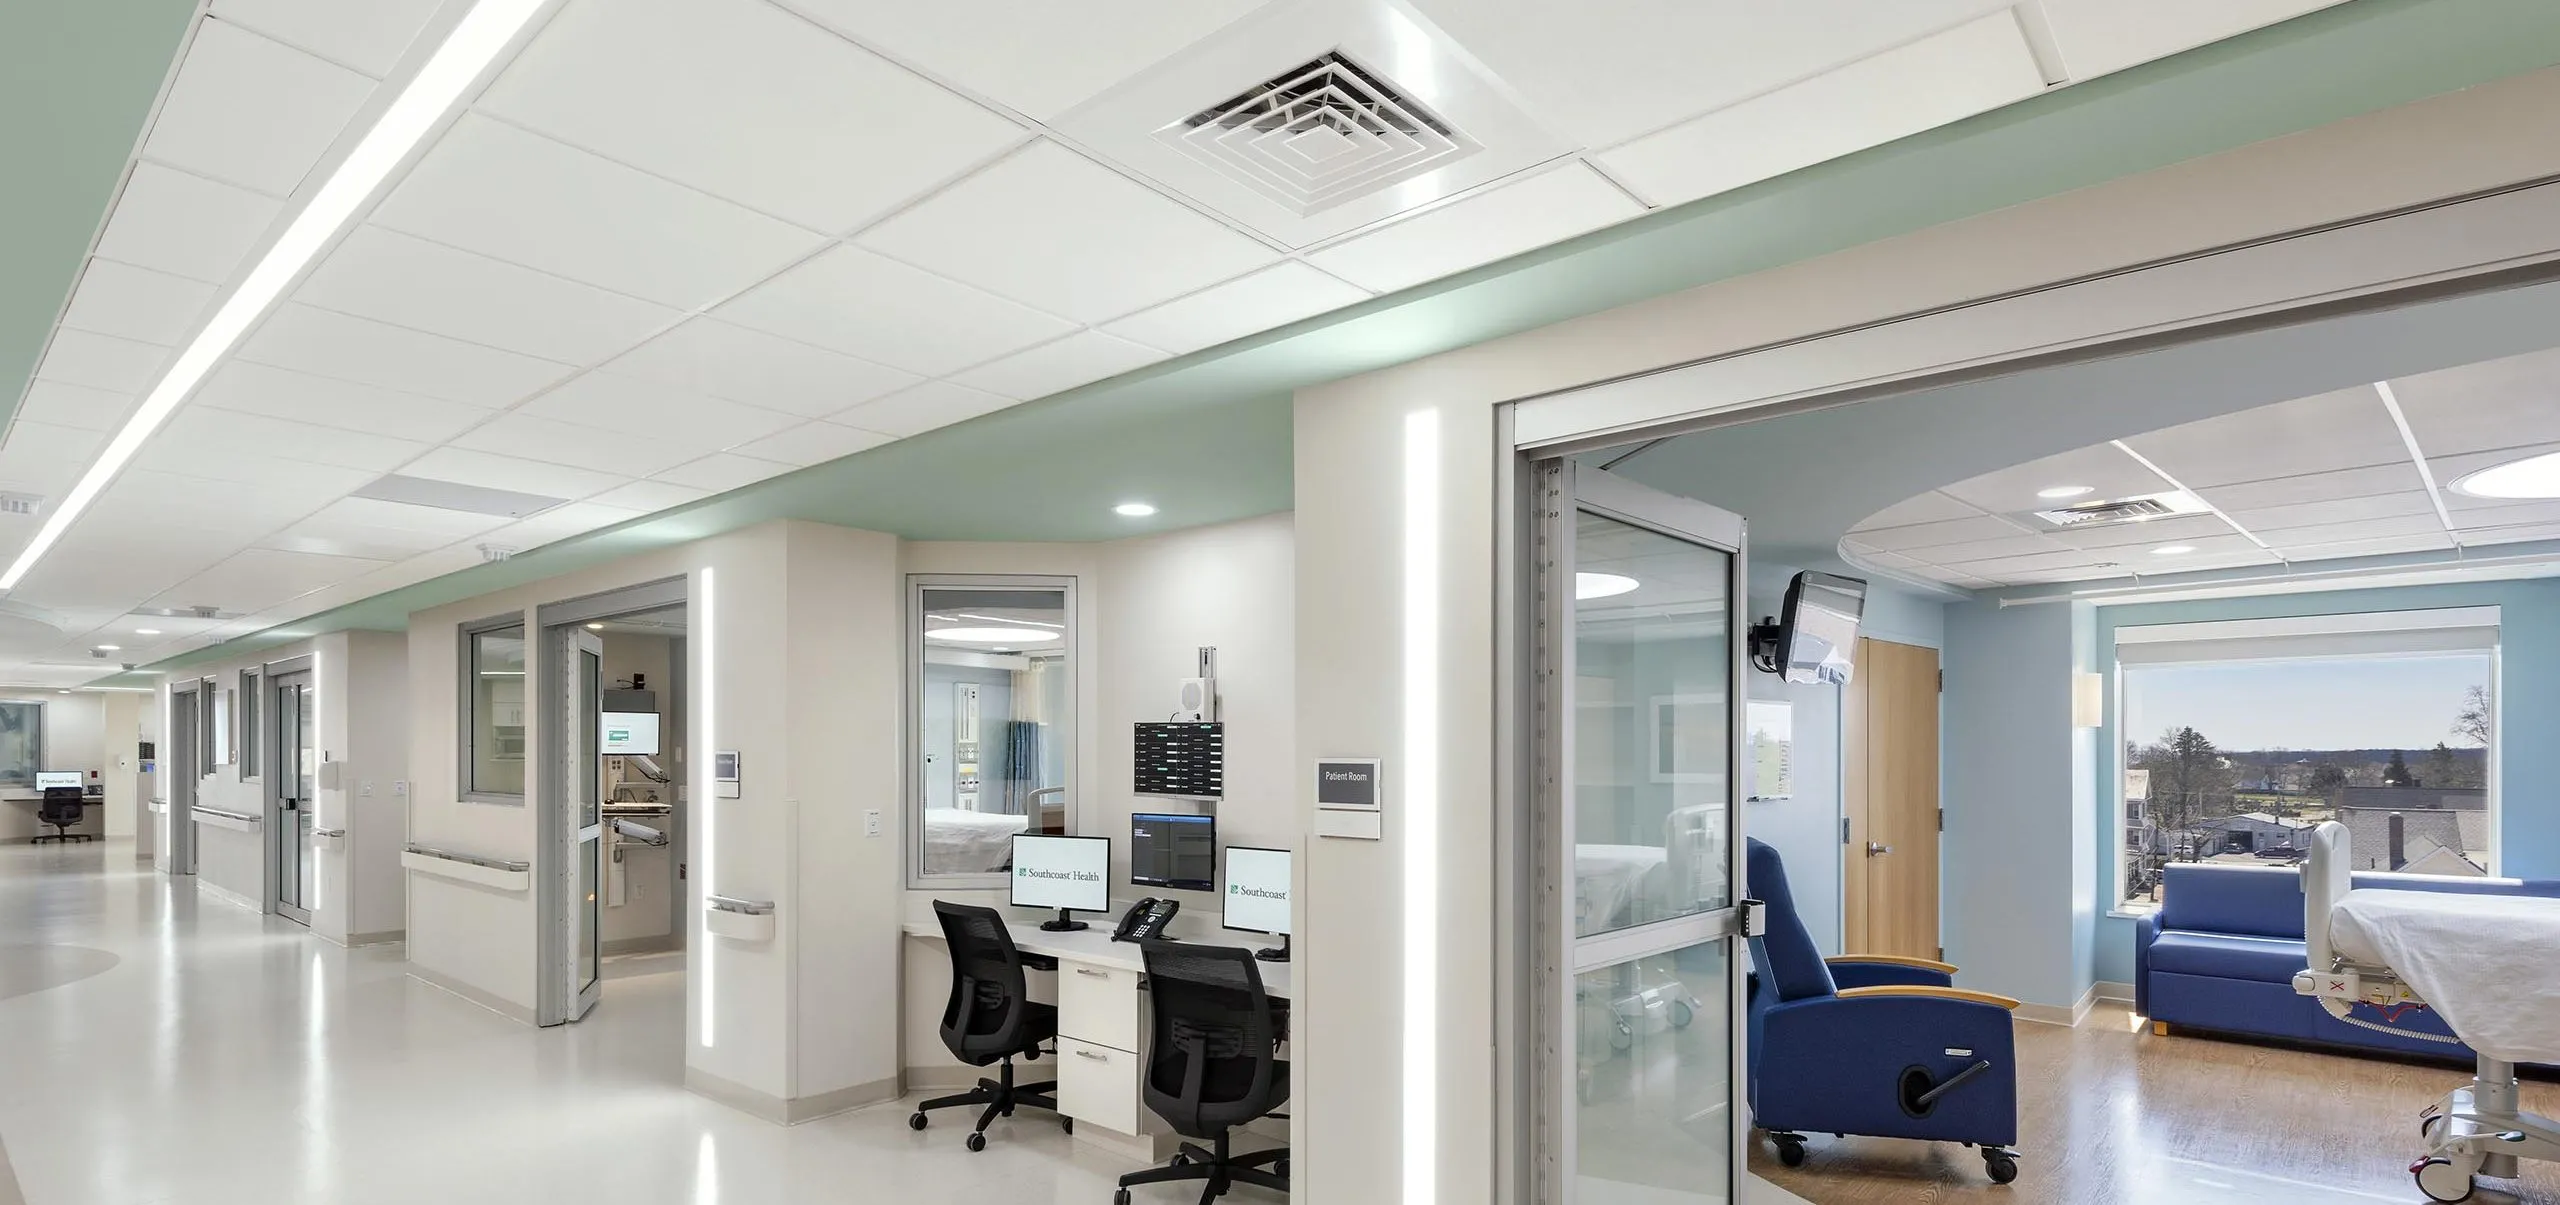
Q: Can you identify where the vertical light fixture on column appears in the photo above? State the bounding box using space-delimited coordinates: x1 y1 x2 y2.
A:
1402 409 1440 1205
696 567 717 1049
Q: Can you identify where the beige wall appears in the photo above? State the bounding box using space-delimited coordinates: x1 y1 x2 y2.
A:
0 690 107 841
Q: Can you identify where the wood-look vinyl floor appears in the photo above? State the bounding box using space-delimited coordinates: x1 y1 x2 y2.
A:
1750 1004 2560 1204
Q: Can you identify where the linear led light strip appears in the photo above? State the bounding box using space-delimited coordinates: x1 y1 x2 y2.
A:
0 0 548 591
1402 409 1439 1205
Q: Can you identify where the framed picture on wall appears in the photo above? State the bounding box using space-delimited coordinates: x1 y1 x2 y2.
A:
1647 693 1728 786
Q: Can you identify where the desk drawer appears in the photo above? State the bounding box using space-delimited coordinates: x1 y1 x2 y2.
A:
1058 959 1140 1052
1057 1038 1141 1135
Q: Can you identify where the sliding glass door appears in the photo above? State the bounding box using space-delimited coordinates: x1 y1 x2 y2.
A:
1534 462 1747 1205
270 671 316 925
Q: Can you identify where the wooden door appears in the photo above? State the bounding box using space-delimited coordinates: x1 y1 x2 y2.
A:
1842 637 1941 959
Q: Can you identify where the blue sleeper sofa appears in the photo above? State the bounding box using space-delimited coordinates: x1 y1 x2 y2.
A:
2136 862 2560 1061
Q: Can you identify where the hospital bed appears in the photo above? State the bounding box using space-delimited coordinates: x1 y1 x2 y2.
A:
2295 820 2560 1202
923 807 1029 873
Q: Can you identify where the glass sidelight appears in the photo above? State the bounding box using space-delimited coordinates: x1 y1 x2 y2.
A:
1534 462 1748 1205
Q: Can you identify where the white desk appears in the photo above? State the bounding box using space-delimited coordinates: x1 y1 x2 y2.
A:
903 917 1291 1148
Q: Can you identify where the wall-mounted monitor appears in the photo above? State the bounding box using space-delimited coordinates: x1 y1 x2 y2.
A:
1751 571 1867 687
601 711 660 756
1131 812 1217 892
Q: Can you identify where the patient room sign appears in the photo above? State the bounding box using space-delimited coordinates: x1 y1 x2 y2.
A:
1313 757 1382 840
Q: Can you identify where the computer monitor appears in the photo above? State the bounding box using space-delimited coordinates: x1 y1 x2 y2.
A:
601 711 660 756
1222 845 1292 962
34 771 81 791
1010 833 1109 932
1130 812 1216 892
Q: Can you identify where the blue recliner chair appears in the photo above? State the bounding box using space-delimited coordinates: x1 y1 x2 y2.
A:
1746 838 2022 1184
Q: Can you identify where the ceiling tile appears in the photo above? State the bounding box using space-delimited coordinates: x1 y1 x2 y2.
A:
2257 514 2449 551
236 304 571 406
2461 523 2560 548
2184 463 2429 512
2448 500 2560 531
2280 532 2458 561
1304 162 1642 294
1101 262 1370 355
651 453 795 493
948 331 1166 401
1955 548 2125 577
448 411 705 478
1887 533 2071 566
859 141 1275 324
286 496 511 542
2388 346 2560 458
399 447 627 501
2038 0 2351 81
1849 513 2032 552
371 114 829 309
2122 386 2407 488
715 244 1074 376
480 0 1024 233
1408 0 2011 148
0 423 111 494
208 0 442 77
91 162 284 284
520 372 803 454
1934 444 2172 516
2119 534 2277 566
829 380 1015 438
133 406 427 475
141 18 376 197
192 361 496 444
1595 12 2045 208
601 318 918 418
726 421 895 467
1850 491 1984 532
12 381 135 433
60 259 218 346
2042 513 2242 552
78 466 330 532
586 480 711 514
297 225 680 364
106 454 373 507
35 329 171 394
150 547 389 614
480 501 648 552
782 0 1272 122
2221 490 2439 532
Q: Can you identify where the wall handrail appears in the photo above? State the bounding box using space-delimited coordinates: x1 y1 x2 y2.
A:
707 895 775 916
312 827 348 838
192 805 262 824
404 843 530 874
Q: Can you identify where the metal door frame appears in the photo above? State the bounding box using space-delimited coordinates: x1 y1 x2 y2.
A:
165 683 201 876
265 662 316 925
1528 458 1750 1205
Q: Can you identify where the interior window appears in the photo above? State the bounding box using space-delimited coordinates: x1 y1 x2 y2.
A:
238 670 260 779
913 582 1072 879
0 701 40 786
2117 638 2495 912
468 626 528 798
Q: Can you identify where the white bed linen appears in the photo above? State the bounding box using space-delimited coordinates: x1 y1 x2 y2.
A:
924 808 1028 873
1578 844 1669 929
2331 887 2560 1064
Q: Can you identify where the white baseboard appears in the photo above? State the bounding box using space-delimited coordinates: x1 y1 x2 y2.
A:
406 965 538 1026
197 880 261 914
687 1069 898 1125
2016 982 2101 1028
2096 980 2135 1005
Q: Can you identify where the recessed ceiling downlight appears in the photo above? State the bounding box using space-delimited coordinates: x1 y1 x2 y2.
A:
1114 502 1158 517
2150 545 2196 556
2451 450 2560 499
928 626 1061 646
1576 572 1640 600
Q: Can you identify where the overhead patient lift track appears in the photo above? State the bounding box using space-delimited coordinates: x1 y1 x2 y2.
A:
2295 821 2560 1203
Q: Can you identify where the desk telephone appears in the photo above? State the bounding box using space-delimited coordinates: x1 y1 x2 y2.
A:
1113 897 1180 942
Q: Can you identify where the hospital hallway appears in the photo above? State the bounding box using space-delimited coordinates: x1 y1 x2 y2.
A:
1751 1002 2560 1205
0 840 1148 1205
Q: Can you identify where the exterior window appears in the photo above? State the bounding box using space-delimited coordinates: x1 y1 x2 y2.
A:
0 702 40 786
911 579 1074 882
2115 613 2497 914
467 625 528 798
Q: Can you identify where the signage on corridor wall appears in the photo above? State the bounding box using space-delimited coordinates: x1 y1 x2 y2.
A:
1313 757 1382 840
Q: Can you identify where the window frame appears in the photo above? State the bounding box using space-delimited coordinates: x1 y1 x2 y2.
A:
237 668 261 780
460 614 530 805
2108 606 2501 917
0 700 42 787
905 573 1079 889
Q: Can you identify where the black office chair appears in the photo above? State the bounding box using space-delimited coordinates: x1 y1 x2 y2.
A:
33 787 91 844
1116 940 1290 1204
909 901 1067 1151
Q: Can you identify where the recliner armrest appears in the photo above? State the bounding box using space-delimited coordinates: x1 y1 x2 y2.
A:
1827 957 1956 990
1836 985 2021 1011
1828 954 1957 974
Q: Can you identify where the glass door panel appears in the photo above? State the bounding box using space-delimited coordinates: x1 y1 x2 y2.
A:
272 674 314 925
575 633 603 1016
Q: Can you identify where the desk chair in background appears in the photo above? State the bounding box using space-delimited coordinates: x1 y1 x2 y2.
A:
33 787 92 844
910 901 1069 1151
1116 940 1289 1204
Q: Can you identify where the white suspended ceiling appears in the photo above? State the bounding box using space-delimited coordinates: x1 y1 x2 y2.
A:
0 0 2349 682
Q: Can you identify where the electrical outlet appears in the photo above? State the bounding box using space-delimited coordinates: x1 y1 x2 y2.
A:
392 780 408 797
864 808 882 838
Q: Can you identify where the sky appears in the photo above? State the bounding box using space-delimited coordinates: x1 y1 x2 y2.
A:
2123 653 2490 752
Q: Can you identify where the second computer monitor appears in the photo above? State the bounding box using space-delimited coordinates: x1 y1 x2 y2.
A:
1221 846 1291 937
1010 833 1110 914
1130 812 1216 892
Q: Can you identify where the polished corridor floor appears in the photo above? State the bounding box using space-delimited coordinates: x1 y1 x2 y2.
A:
0 841 1168 1205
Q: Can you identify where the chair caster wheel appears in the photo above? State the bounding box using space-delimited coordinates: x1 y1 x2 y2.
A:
1773 1134 1807 1167
1114 1191 1132 1205
2413 1157 2474 1202
908 1112 927 1131
1983 1151 2018 1185
1277 1157 1291 1178
1170 1152 1192 1167
965 1132 986 1153
1060 1116 1073 1134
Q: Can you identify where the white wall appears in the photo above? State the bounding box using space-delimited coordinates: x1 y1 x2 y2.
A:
0 690 107 840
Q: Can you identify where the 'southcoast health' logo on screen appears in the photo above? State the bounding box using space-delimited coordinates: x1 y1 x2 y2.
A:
1018 865 1102 883
1229 882 1286 900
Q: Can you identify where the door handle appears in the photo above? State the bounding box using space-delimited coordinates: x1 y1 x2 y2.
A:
1867 842 1893 857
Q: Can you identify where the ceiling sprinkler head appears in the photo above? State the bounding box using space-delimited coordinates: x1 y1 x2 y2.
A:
478 543 518 563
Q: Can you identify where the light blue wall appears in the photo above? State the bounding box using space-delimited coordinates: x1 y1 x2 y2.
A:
1941 599 2098 1010
2088 577 2560 986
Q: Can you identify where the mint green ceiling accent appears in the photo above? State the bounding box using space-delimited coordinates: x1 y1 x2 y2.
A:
0 2 198 424
110 0 2560 680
